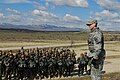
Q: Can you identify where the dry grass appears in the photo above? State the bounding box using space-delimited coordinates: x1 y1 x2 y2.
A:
0 41 67 48
67 41 120 59
0 30 120 48
0 30 120 80
106 55 120 59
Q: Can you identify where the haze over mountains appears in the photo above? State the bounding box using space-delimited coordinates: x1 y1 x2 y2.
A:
0 23 85 32
0 23 120 31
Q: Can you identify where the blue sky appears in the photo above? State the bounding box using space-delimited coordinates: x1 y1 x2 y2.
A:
0 0 120 31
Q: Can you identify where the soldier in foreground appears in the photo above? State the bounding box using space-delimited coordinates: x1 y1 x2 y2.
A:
86 20 106 80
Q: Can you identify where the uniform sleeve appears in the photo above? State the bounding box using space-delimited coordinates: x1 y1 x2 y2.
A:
93 32 103 58
77 57 80 63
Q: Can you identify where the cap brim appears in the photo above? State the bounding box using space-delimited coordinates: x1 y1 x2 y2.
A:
86 23 92 26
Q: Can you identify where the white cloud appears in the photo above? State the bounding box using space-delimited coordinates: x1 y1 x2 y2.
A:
6 8 21 15
32 9 58 19
4 15 21 22
1 9 60 25
90 10 120 22
95 0 120 11
62 14 85 28
95 10 119 20
63 14 81 22
0 12 4 17
31 9 60 25
32 9 40 15
32 1 47 11
1 8 85 28
27 10 84 27
111 19 120 23
0 8 22 24
0 0 30 3
99 21 120 31
46 0 88 7
90 10 120 31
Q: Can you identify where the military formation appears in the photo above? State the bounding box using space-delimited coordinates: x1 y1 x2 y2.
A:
0 47 91 80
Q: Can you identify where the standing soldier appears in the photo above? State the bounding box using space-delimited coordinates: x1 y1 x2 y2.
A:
0 51 3 80
4 53 14 80
65 55 73 77
2 52 8 78
86 20 106 80
18 54 28 80
84 52 89 74
77 53 86 76
42 55 49 78
62 55 67 77
0 61 1 80
48 54 56 78
28 54 36 80
38 55 44 79
57 54 63 78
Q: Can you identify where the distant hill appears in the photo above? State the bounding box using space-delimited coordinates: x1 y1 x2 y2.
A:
0 23 86 32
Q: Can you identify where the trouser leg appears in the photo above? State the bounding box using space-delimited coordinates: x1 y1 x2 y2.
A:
91 64 103 80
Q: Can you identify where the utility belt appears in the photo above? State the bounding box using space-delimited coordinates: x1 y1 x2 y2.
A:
89 49 106 59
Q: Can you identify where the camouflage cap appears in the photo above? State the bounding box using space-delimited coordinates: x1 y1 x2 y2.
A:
86 19 97 26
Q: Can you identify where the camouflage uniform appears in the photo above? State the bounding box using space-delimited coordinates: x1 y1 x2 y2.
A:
57 56 64 78
28 57 36 80
18 55 28 80
42 56 49 78
65 55 73 76
4 54 14 79
0 61 1 80
77 53 86 76
87 20 106 80
48 55 57 78
0 51 3 80
84 52 89 74
38 56 44 78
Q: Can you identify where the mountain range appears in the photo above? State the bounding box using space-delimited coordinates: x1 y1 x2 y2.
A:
0 23 85 32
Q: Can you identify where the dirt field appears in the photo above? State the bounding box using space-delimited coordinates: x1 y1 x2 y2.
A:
0 30 120 80
69 41 120 75
48 41 120 80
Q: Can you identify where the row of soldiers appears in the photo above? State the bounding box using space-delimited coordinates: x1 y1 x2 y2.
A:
0 47 90 80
